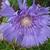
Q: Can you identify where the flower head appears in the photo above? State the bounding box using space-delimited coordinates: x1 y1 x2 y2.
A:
0 0 50 48
20 16 32 27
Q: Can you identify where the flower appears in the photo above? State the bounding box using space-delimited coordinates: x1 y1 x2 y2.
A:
0 0 50 48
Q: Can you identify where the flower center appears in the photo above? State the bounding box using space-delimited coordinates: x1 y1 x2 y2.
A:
21 17 32 27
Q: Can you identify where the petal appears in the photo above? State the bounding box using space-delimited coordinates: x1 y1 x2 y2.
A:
0 23 12 31
39 15 50 26
0 2 15 18
38 26 50 44
37 7 49 16
28 4 49 16
3 0 10 6
17 0 28 10
28 4 38 16
17 0 23 9
23 0 28 10
28 3 37 12
3 26 16 42
0 23 16 42
21 35 36 48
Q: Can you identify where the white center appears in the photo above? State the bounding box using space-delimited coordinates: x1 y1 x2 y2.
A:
21 17 32 27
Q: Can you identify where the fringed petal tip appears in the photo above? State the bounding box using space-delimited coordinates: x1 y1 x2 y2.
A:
17 0 23 9
17 0 28 10
2 0 10 6
0 1 15 18
21 35 36 48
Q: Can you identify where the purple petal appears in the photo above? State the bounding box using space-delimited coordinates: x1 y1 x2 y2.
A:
28 4 38 16
23 0 28 10
0 23 12 31
21 35 36 48
37 7 49 16
17 0 23 9
28 4 49 16
0 2 15 18
17 0 28 10
0 23 16 42
38 27 49 44
3 0 10 6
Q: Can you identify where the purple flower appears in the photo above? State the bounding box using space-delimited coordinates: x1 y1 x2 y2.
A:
0 0 50 48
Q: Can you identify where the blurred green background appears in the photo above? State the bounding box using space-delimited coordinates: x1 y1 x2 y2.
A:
0 0 50 50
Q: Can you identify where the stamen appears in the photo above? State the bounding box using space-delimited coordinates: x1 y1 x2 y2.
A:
21 17 32 27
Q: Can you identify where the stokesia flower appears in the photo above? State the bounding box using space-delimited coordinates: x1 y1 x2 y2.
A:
0 0 50 48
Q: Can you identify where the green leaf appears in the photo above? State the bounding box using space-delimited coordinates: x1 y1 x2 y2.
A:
0 41 14 50
9 0 19 11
